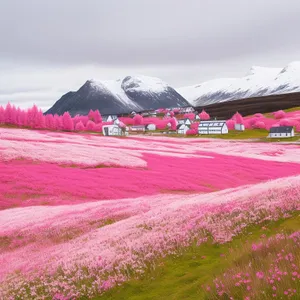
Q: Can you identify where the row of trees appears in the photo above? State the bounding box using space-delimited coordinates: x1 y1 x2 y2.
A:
0 103 104 132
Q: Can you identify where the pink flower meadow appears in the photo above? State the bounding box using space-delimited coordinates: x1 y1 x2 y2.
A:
0 127 300 299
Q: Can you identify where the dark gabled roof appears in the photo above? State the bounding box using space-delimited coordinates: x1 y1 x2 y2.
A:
269 126 293 133
177 124 190 129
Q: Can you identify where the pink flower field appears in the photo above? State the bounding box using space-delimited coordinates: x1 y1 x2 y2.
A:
0 127 300 299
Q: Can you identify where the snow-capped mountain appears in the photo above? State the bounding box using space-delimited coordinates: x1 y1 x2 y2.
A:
177 62 300 106
46 75 190 116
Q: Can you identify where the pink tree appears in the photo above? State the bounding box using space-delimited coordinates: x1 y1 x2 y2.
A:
54 114 63 130
86 120 96 131
234 112 244 124
274 110 286 119
94 123 103 132
279 119 293 126
45 114 56 130
254 121 266 129
184 113 195 120
93 110 102 124
75 121 85 131
199 109 210 120
11 105 17 125
295 122 300 132
16 107 22 126
27 105 40 129
62 112 74 131
35 109 46 129
133 114 143 125
0 106 5 124
20 110 28 127
168 117 177 131
88 110 95 121
4 102 13 124
226 119 235 130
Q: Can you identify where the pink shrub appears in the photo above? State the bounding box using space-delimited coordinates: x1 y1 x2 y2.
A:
183 113 195 120
62 112 74 131
274 110 286 119
191 122 199 129
0 106 4 124
133 114 144 125
226 119 235 130
295 122 300 132
168 117 177 131
279 119 294 127
186 128 197 136
75 121 85 131
233 112 244 124
200 109 210 120
86 120 96 131
94 123 103 132
253 121 266 129
254 113 264 118
119 117 134 125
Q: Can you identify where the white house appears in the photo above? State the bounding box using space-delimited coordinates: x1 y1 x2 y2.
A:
198 120 228 135
145 124 156 131
234 123 245 131
102 124 127 136
178 118 192 126
131 125 146 132
103 115 118 122
177 124 190 135
268 126 294 138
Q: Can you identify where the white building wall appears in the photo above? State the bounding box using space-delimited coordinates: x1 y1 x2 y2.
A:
234 123 245 131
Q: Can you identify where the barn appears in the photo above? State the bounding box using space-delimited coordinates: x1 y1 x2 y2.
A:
177 124 190 135
234 123 245 131
198 120 228 135
268 126 294 138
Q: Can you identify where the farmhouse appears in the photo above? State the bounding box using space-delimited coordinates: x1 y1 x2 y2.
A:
131 125 146 132
268 126 294 138
234 123 245 131
102 115 118 122
198 120 228 135
177 124 190 135
102 124 126 136
145 124 156 131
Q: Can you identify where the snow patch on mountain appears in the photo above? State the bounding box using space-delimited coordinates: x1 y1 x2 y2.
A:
121 75 169 94
89 79 141 108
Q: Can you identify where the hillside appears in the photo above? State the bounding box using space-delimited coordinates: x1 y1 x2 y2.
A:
178 61 300 106
46 75 190 116
195 91 300 119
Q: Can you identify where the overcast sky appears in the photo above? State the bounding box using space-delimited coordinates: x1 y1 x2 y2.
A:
1 0 300 110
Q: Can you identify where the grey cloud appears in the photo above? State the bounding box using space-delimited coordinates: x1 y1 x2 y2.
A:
1 0 300 66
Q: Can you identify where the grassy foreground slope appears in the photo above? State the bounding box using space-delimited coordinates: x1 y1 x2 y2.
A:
99 213 300 300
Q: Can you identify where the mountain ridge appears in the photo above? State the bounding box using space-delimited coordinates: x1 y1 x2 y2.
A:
177 61 300 106
46 75 190 116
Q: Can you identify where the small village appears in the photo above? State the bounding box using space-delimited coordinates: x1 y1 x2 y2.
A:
101 106 297 139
